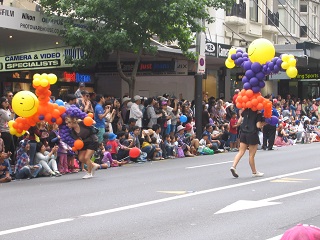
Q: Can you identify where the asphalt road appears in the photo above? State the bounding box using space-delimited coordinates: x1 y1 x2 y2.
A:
1 143 320 240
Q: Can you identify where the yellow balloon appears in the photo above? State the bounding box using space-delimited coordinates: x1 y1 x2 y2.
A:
288 58 296 67
286 67 298 78
225 59 235 69
248 38 275 64
8 120 14 128
228 48 237 57
12 91 39 117
281 54 290 62
281 62 289 70
9 127 17 136
41 73 48 79
33 77 41 87
33 73 41 79
47 73 58 84
40 79 49 87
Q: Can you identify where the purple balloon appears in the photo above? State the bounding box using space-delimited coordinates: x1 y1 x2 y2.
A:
243 82 251 90
242 76 249 84
236 49 243 53
39 115 45 120
234 59 241 66
51 118 56 123
273 65 280 73
249 77 259 87
252 86 261 93
231 54 237 60
251 62 262 73
258 80 266 88
270 116 279 126
245 70 255 79
268 62 274 70
256 71 265 81
276 59 282 67
265 118 272 124
266 68 272 74
243 61 252 71
242 53 248 58
236 52 242 59
272 57 279 64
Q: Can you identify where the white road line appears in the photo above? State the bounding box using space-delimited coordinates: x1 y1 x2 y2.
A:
266 234 282 240
1 166 320 236
186 160 233 169
0 219 74 236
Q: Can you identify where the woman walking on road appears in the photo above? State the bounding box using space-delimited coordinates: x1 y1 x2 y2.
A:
230 108 266 178
65 116 100 179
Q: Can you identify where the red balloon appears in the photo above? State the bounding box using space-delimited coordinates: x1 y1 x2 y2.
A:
129 147 141 158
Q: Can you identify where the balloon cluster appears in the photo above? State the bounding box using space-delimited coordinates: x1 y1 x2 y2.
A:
225 38 298 121
8 73 66 136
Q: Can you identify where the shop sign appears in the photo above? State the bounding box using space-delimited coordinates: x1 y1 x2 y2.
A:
0 47 84 71
295 73 320 79
175 60 188 75
218 43 232 58
0 6 65 35
205 41 246 59
268 71 290 80
63 72 91 83
95 61 176 73
205 41 217 57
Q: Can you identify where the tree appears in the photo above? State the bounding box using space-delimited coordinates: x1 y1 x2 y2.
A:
39 0 233 97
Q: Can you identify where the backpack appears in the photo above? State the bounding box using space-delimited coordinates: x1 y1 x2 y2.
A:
142 106 151 129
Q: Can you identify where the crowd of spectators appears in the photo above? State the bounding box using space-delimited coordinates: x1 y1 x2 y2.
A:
1 84 320 183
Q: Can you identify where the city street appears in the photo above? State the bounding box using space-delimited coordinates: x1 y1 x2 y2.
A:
1 143 320 240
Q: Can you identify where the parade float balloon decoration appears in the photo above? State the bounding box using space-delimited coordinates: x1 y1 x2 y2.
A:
8 73 94 151
225 38 298 121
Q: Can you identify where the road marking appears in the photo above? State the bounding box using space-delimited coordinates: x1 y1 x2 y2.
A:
215 185 320 214
271 177 311 183
186 160 233 169
1 166 320 236
266 234 282 240
157 191 189 195
0 219 74 236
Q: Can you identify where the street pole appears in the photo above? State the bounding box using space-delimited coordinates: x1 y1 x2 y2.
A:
195 25 206 139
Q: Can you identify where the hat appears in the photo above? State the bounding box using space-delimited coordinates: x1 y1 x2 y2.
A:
234 89 240 93
79 82 85 87
108 133 117 140
161 101 167 106
280 224 320 240
185 123 193 131
20 139 30 148
127 102 133 109
311 116 317 121
160 97 168 101
273 98 278 103
283 116 289 122
128 118 137 123
225 102 233 108
122 97 131 103
133 95 141 101
295 120 300 125
177 125 185 132
103 132 110 140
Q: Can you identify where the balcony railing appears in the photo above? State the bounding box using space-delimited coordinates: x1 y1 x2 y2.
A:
267 10 279 27
226 1 246 19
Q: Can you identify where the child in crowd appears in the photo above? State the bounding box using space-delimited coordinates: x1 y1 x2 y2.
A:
0 152 12 183
170 135 178 157
151 136 164 160
198 133 210 154
163 134 175 159
229 112 239 151
116 131 132 162
105 133 119 159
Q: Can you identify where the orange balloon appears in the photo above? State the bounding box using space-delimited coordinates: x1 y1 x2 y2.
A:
257 103 264 110
88 113 94 118
45 113 52 122
83 117 94 126
242 102 246 108
72 147 77 152
56 117 63 125
74 139 84 150
58 106 66 114
245 89 254 98
236 103 242 109
257 96 264 103
236 96 242 103
242 96 249 103
240 89 246 95
252 106 257 111
52 109 61 118
246 101 252 109
251 99 258 106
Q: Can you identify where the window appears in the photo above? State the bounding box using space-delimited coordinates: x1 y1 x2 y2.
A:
250 0 258 22
300 4 307 12
300 26 308 37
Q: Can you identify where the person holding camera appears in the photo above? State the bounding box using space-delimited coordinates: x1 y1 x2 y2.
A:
94 94 110 143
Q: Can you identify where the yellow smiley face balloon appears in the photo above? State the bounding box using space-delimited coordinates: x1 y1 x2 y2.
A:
248 38 275 64
12 91 39 117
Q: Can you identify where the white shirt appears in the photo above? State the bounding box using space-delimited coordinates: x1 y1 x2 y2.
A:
129 103 143 127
